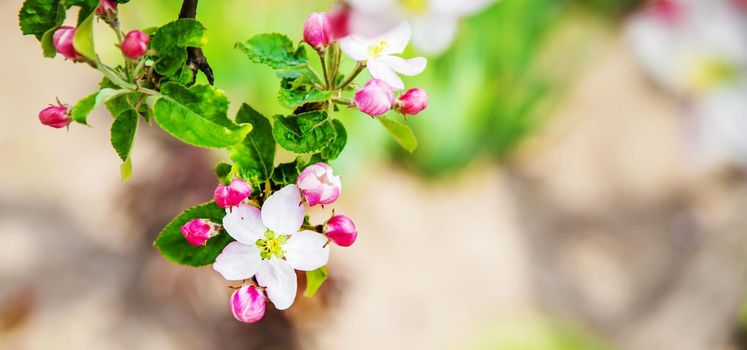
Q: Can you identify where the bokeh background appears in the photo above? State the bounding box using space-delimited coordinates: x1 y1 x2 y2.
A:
2 0 747 349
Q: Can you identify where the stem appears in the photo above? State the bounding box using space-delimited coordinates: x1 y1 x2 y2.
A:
331 97 353 106
179 0 215 85
330 42 342 86
304 64 325 86
109 22 134 83
336 61 366 90
318 49 330 89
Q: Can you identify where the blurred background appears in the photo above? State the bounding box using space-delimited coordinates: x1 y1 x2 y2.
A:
2 0 747 349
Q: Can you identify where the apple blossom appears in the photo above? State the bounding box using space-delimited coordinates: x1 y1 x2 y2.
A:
95 0 117 16
121 30 150 60
231 285 266 323
304 13 334 49
396 87 428 115
340 22 427 90
53 26 82 61
181 218 220 246
213 185 330 310
214 179 253 209
354 79 394 116
297 163 342 206
326 215 357 247
38 105 71 128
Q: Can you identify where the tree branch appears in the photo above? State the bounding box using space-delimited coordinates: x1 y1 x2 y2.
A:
179 0 214 85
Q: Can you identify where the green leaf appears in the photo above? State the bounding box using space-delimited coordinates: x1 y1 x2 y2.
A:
321 119 347 161
271 160 301 185
379 117 418 153
214 162 233 184
273 111 336 154
153 83 252 148
70 92 97 125
151 19 207 77
304 266 328 297
279 87 332 109
120 157 132 181
111 109 138 162
236 33 309 75
229 104 276 181
19 0 64 40
154 201 234 267
72 11 95 60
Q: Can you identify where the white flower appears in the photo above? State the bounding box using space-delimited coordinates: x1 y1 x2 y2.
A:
347 0 495 54
340 21 427 90
213 185 329 310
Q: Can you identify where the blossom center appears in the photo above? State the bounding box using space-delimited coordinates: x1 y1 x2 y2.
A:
256 231 287 260
401 0 429 14
687 56 738 93
370 40 390 58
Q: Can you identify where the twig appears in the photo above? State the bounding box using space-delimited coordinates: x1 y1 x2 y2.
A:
179 0 215 85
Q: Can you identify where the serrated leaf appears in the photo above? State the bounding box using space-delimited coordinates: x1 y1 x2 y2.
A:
19 0 64 40
236 33 310 77
229 104 275 181
304 266 327 297
154 201 234 267
321 119 347 161
111 109 138 162
153 83 252 148
151 19 207 77
70 92 97 125
273 111 336 154
379 117 418 153
279 87 332 109
72 11 95 60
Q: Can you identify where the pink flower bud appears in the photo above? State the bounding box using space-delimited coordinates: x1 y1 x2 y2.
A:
396 88 428 116
214 179 253 209
231 285 266 324
38 105 71 129
328 4 350 39
121 30 150 60
180 218 220 246
304 12 333 49
652 0 683 22
53 26 82 61
326 215 357 247
354 79 394 116
297 163 342 206
95 0 118 16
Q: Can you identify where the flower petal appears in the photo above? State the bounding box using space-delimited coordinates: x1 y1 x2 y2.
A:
256 258 297 310
261 185 305 235
410 14 459 54
284 230 330 271
222 204 267 245
213 242 262 281
368 59 404 90
379 21 412 55
379 55 427 76
340 36 370 61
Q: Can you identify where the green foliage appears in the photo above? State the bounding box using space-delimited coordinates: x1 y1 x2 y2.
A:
70 92 97 125
236 33 312 79
321 119 347 161
154 201 234 267
278 77 332 108
110 109 138 162
153 83 252 148
72 11 95 59
229 104 276 182
273 111 336 154
18 0 64 40
379 118 418 153
151 19 207 77
213 162 233 184
271 160 302 185
304 266 327 297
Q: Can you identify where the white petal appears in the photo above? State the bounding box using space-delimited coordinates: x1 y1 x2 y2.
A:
256 258 297 310
261 185 304 236
429 0 495 16
368 59 404 90
379 55 427 76
213 242 262 281
340 37 370 61
284 230 330 271
410 15 459 54
379 22 412 55
222 204 267 245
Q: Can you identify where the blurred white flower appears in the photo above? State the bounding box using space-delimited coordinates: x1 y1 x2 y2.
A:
346 0 496 54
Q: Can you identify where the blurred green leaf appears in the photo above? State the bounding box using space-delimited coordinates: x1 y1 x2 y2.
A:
72 12 95 60
380 118 417 153
304 266 327 297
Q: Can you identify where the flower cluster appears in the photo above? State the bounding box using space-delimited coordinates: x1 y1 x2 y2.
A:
182 163 356 322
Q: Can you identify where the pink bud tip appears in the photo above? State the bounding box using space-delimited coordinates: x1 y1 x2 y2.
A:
95 0 118 16
354 79 394 116
396 88 428 116
214 179 253 209
304 12 334 49
231 285 266 323
53 26 83 61
652 0 683 22
121 30 150 60
328 4 351 40
326 215 357 247
38 105 71 129
180 218 219 246
297 163 342 206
